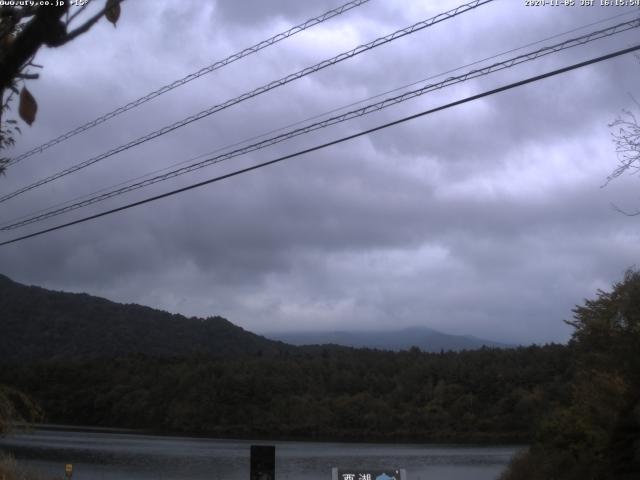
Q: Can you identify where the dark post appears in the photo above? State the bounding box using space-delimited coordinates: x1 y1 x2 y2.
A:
250 445 275 480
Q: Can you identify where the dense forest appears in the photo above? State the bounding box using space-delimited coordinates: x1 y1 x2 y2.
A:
0 274 571 442
1 271 639 478
0 344 570 442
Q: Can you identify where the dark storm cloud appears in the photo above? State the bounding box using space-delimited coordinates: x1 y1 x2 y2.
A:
1 0 639 344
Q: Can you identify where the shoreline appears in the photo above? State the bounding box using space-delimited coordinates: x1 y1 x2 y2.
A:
8 423 528 448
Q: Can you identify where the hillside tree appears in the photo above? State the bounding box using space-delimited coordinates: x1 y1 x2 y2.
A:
500 269 640 479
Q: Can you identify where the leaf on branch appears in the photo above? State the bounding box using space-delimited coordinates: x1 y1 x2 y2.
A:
18 87 37 126
105 0 121 27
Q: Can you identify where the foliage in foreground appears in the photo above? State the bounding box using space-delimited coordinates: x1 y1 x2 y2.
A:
0 452 47 480
0 385 42 434
501 270 640 480
0 2 124 175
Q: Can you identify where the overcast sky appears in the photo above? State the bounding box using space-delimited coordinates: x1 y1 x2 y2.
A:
1 0 639 344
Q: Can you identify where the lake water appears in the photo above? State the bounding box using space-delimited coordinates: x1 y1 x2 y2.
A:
0 429 519 480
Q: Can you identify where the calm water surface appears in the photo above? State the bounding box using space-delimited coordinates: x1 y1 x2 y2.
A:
0 429 520 480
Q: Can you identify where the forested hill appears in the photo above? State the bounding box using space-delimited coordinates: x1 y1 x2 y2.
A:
0 274 290 362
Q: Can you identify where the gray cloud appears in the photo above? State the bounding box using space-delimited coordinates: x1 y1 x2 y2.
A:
1 0 639 344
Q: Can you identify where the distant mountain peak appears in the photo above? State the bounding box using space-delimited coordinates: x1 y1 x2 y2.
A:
262 327 512 352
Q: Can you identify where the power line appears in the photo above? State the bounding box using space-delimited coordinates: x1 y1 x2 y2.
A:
3 17 638 231
3 6 634 233
9 5 634 231
4 17 636 229
5 7 632 230
2 43 638 247
5 0 372 167
0 0 494 205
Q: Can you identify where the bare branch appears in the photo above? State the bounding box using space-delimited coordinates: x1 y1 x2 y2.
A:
606 108 640 185
61 0 123 44
14 73 39 80
66 2 91 26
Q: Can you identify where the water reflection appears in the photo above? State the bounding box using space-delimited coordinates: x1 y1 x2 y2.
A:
0 429 519 480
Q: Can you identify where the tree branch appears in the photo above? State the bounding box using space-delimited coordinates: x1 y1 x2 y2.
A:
61 0 123 44
0 1 124 89
14 73 39 80
60 7 107 44
0 5 67 90
66 2 90 25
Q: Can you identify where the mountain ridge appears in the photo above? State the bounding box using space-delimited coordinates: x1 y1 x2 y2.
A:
0 274 510 363
0 274 290 362
262 326 513 352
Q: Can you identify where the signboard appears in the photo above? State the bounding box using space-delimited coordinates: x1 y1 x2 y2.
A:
332 469 407 480
250 445 275 480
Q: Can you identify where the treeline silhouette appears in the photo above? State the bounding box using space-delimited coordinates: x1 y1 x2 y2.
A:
0 344 570 442
0 274 290 362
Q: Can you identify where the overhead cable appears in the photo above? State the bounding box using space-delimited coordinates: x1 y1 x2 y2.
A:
5 8 634 230
5 0 372 167
1 43 638 247
0 0 494 204
3 17 638 231
9 6 631 229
